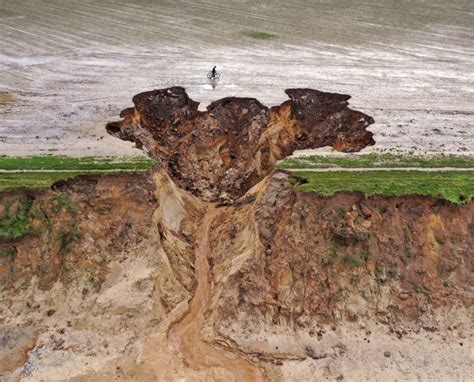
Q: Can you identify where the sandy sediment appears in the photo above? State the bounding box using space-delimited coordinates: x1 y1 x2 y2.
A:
169 205 264 381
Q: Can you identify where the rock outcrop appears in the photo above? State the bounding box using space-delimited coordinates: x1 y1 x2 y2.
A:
107 87 374 203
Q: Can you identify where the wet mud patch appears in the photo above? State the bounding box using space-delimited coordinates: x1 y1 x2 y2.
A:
0 91 15 106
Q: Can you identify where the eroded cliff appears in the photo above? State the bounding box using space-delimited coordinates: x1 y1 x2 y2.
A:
1 88 472 381
106 87 374 203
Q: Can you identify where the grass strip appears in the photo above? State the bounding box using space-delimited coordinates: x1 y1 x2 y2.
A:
278 154 474 169
291 170 474 204
0 155 154 171
0 171 144 192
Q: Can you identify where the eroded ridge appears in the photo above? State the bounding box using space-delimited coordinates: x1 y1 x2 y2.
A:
107 87 375 203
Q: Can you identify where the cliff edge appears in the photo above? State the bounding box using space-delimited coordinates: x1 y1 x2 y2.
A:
106 87 374 203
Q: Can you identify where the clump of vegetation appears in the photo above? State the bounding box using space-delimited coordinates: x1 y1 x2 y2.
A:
450 234 461 244
341 254 361 267
359 249 371 262
0 197 35 240
411 281 430 297
57 226 81 252
325 242 365 268
329 242 339 259
0 192 79 244
405 248 412 258
0 247 16 258
333 226 369 242
0 191 84 291
291 171 474 204
50 194 77 214
246 31 275 40
322 241 339 266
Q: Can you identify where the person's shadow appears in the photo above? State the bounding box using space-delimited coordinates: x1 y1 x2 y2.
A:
210 79 218 89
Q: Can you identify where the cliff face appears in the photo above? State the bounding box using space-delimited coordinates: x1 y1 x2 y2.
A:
210 174 473 331
1 89 472 381
0 172 205 379
1 173 472 381
0 175 157 291
106 87 374 203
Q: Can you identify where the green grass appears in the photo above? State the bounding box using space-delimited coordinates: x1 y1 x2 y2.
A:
246 31 275 40
291 171 474 204
0 171 144 192
0 155 155 192
0 172 82 192
278 154 474 169
0 155 154 171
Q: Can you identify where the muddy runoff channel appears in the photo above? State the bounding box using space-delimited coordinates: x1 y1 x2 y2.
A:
168 204 264 381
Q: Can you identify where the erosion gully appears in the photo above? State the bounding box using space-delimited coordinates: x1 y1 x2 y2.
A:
168 204 264 381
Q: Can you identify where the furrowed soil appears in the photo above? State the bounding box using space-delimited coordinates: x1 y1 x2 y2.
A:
1 0 473 157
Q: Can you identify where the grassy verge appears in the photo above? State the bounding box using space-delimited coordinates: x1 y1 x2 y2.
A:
278 154 474 169
0 172 134 192
291 171 474 204
0 155 154 171
0 155 155 192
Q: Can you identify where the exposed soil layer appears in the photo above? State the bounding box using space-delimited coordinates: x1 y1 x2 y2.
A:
1 170 472 381
212 173 474 329
1 88 472 380
106 87 374 203
0 174 158 291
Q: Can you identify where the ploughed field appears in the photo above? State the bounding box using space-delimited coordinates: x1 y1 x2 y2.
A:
1 0 473 156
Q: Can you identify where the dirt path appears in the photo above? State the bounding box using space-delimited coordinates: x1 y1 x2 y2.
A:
168 205 265 381
283 167 474 172
0 169 148 173
2 167 473 174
